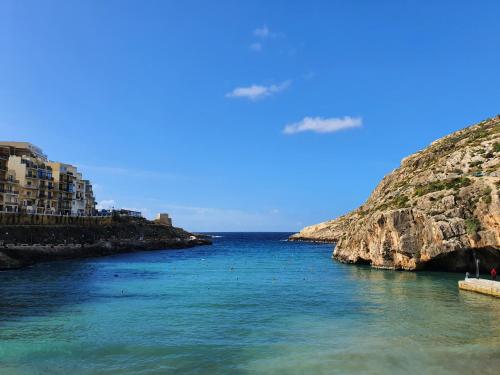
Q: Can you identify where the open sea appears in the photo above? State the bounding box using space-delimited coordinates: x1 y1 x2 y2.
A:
0 232 499 374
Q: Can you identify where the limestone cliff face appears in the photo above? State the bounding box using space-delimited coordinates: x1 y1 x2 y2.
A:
291 117 500 271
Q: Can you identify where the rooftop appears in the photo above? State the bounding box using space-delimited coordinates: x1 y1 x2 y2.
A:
0 142 47 160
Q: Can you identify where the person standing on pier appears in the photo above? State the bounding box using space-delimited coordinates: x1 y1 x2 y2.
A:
491 268 497 281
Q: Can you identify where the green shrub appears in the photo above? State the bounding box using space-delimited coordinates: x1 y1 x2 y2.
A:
482 186 492 204
494 142 500 153
465 218 480 235
469 160 483 168
414 177 472 197
393 195 410 208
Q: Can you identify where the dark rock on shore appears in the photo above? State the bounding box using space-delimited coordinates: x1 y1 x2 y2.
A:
0 217 211 270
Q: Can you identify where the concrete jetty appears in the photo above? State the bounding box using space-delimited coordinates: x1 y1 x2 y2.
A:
458 278 500 298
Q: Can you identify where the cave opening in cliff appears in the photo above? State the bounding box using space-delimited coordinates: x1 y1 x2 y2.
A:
423 247 500 273
354 257 372 266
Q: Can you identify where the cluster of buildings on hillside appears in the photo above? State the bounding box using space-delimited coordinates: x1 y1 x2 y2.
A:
0 142 177 224
0 142 97 216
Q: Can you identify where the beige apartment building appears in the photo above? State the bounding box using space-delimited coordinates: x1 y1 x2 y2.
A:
0 146 20 212
0 142 96 215
83 179 96 215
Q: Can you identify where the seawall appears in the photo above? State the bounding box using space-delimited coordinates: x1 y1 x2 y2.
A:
0 212 114 226
0 215 211 270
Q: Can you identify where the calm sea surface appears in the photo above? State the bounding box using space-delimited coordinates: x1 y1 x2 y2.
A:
0 233 499 374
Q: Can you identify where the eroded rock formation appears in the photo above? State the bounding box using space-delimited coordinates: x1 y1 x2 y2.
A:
291 116 500 271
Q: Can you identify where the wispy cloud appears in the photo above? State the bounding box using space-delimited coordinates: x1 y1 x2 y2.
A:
107 197 302 231
249 42 262 52
159 204 289 232
283 116 362 135
249 26 283 53
253 25 282 39
253 25 272 38
226 80 291 101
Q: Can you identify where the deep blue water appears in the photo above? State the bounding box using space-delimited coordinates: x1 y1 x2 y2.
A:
0 233 499 374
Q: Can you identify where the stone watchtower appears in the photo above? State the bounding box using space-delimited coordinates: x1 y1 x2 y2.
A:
155 213 172 226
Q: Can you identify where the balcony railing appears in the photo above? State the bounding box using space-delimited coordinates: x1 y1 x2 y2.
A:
0 178 19 184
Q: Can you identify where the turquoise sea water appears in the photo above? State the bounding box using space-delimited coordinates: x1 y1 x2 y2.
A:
0 233 499 374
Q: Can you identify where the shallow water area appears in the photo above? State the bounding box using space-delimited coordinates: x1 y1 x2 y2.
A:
0 233 499 374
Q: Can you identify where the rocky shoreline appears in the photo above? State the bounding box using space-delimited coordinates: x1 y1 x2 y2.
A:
290 116 500 272
0 216 211 270
0 237 211 270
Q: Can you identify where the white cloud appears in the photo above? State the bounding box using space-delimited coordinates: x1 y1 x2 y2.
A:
96 199 116 210
249 26 283 52
226 80 291 101
249 42 262 52
253 25 282 39
283 116 362 135
254 25 271 38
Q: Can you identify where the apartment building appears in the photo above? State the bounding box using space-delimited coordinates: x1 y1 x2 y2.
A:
8 155 57 214
83 180 96 215
0 146 20 212
0 142 96 215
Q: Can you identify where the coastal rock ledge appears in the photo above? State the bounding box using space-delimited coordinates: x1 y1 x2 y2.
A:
290 116 500 271
0 216 211 270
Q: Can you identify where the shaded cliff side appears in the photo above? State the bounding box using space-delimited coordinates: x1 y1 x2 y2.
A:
0 217 211 270
291 116 500 271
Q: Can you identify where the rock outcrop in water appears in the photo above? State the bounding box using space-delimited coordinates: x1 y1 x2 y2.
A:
291 116 500 271
0 216 211 270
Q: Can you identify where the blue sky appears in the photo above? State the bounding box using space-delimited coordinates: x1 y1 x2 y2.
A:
1 0 499 231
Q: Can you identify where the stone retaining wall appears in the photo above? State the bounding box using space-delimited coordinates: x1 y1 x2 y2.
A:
0 213 114 226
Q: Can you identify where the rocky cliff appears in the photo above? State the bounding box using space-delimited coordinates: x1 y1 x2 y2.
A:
0 217 211 270
291 116 500 271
